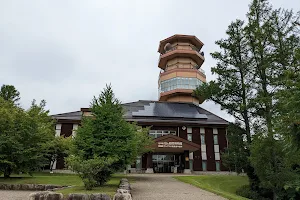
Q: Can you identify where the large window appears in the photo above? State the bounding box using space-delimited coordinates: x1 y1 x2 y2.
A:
149 130 176 138
202 161 207 171
216 161 220 171
213 135 218 145
159 77 203 93
201 134 205 144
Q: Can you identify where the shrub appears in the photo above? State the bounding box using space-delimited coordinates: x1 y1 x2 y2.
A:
236 185 269 200
67 156 116 190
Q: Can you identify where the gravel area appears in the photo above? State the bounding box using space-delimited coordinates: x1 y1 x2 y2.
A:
130 174 227 200
0 190 33 200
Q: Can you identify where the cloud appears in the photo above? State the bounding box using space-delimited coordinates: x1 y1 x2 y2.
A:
0 0 298 121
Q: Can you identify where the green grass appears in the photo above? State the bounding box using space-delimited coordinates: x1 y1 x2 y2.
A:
0 172 131 197
174 175 249 200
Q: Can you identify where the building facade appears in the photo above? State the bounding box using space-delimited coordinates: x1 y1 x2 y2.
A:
52 34 229 173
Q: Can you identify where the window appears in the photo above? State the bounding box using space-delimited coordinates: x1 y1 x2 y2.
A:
202 161 207 171
215 152 220 160
216 161 220 171
159 77 204 93
136 156 141 170
201 134 205 144
213 135 218 145
149 130 176 138
187 134 192 142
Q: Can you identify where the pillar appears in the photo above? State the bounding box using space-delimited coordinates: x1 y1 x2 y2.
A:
145 153 154 173
51 124 62 171
183 150 191 174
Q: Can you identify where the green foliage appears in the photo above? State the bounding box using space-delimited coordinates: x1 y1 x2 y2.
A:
0 84 20 104
67 156 116 190
0 97 56 178
194 19 253 143
221 123 249 174
236 185 269 200
194 0 300 198
250 136 300 199
68 84 152 189
47 136 72 171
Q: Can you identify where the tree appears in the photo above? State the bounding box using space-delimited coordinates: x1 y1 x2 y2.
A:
193 19 259 190
245 1 300 199
47 136 71 172
0 98 56 178
194 19 253 143
67 84 152 189
221 123 248 174
195 0 300 198
0 85 20 104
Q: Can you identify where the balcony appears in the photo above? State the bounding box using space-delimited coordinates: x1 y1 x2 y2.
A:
158 47 205 70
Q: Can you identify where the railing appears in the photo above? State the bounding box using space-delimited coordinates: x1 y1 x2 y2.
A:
159 65 206 76
160 45 201 55
199 68 206 75
160 46 178 55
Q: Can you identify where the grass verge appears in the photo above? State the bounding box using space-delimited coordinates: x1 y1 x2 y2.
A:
0 172 131 197
174 175 249 200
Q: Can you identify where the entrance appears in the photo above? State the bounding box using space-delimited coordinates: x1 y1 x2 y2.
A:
152 154 175 173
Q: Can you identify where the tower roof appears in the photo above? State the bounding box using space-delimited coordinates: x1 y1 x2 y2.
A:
158 34 204 53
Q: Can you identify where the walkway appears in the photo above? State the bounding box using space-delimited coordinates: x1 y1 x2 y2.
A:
129 174 226 200
0 190 33 200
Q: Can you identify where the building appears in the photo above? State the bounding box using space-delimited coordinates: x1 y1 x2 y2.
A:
52 34 229 173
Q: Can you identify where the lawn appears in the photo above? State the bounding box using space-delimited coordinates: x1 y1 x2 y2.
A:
174 175 249 200
0 172 130 197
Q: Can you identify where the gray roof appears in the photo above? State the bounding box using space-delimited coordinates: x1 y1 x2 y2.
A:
123 100 228 125
52 100 229 126
52 111 82 121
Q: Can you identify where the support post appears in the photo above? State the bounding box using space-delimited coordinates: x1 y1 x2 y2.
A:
184 150 191 174
145 153 153 173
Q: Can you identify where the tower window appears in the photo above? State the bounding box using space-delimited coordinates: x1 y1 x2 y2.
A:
159 77 203 93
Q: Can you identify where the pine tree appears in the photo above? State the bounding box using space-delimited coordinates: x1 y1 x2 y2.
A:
68 84 152 189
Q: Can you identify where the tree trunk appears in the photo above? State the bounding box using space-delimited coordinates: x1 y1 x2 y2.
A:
4 167 11 179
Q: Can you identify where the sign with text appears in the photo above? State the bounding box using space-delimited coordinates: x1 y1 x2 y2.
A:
158 141 183 148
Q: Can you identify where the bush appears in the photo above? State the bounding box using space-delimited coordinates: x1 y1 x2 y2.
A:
67 156 116 190
236 185 270 200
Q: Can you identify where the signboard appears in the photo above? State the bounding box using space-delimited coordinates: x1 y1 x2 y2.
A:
158 142 183 148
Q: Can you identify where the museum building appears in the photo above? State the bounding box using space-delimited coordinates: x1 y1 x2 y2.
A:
52 34 229 173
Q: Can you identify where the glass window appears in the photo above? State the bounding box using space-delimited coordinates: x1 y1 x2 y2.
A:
202 161 207 171
216 161 220 171
201 134 205 144
214 135 218 145
187 134 192 142
136 156 141 169
159 77 203 93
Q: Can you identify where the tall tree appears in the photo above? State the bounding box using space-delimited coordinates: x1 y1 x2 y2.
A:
195 0 300 198
245 1 300 198
68 84 152 189
0 98 56 177
221 123 248 174
194 20 253 143
0 85 20 104
193 19 259 189
245 0 300 134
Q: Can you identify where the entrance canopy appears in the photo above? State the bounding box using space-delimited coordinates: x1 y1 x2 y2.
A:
151 134 200 153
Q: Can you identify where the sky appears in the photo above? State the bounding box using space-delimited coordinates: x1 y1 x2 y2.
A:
0 0 299 121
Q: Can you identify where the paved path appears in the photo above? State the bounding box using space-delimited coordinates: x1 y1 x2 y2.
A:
129 174 226 200
0 190 33 200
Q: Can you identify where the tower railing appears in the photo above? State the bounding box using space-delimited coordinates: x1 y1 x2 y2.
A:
159 65 206 76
